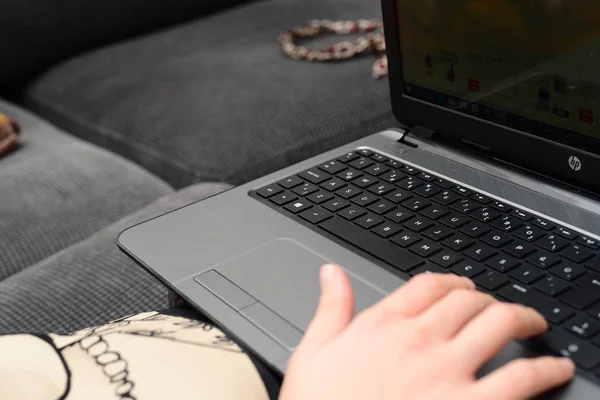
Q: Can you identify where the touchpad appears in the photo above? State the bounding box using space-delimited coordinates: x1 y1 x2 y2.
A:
216 238 385 331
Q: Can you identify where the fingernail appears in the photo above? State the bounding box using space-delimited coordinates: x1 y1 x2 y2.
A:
558 358 576 373
321 264 336 288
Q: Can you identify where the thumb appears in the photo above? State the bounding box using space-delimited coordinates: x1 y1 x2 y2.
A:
301 264 354 350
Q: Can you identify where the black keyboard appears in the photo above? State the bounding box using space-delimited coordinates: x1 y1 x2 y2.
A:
250 148 600 381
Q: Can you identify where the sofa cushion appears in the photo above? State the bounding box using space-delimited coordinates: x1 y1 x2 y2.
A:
0 182 232 334
0 100 172 281
27 0 396 189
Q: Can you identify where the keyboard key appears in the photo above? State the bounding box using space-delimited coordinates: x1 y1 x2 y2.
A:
319 160 347 174
364 163 390 176
561 244 594 263
560 287 600 310
491 215 523 233
349 157 374 170
385 189 413 204
420 205 450 220
474 270 509 291
423 225 454 241
471 193 492 204
321 178 347 192
435 178 454 189
439 213 470 229
337 168 363 181
451 261 485 278
368 183 396 196
337 152 360 163
391 232 422 248
322 198 349 212
284 200 312 214
402 197 430 211
490 200 512 213
386 159 403 168
299 208 332 224
481 231 513 248
368 200 397 215
336 186 362 200
371 153 388 163
379 170 405 184
443 234 474 251
508 265 544 285
386 209 415 224
498 283 574 324
513 225 546 242
578 236 600 250
504 241 536 258
257 184 283 198
398 177 424 191
470 207 500 223
357 149 374 157
575 272 600 290
511 208 532 221
355 213 383 229
453 185 472 196
535 330 600 369
418 171 437 182
292 183 319 196
588 303 600 321
414 183 442 198
279 176 304 189
536 235 569 253
532 217 556 231
585 256 600 273
450 198 479 214
400 165 420 175
534 275 570 297
410 263 448 276
526 252 561 269
299 169 330 184
459 221 491 238
372 223 402 238
464 244 497 262
404 217 434 233
485 254 520 273
321 218 424 273
411 240 442 258
338 206 366 221
351 193 379 207
432 190 461 206
430 250 463 268
555 227 579 240
564 315 600 339
353 176 379 188
270 192 298 206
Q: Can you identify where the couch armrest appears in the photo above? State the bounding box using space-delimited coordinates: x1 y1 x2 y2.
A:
0 0 254 97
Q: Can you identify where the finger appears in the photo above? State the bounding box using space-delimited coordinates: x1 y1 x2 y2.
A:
419 289 497 339
473 357 575 400
300 264 354 350
452 303 548 371
375 273 475 318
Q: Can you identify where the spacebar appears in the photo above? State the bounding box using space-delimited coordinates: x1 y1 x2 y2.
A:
320 217 423 272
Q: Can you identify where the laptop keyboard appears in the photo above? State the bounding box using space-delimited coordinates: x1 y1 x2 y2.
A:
250 148 600 381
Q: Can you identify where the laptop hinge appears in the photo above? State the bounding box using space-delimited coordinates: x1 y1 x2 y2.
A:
401 125 435 148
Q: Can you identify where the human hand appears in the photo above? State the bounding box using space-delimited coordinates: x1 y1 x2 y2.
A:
280 265 575 400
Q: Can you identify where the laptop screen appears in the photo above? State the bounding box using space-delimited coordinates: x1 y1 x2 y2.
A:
396 0 600 156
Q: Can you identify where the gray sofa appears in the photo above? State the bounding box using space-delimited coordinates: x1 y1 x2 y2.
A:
0 0 394 334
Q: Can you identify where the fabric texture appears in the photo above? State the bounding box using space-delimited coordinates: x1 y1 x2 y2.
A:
0 182 232 335
0 99 172 281
27 0 396 189
0 0 255 96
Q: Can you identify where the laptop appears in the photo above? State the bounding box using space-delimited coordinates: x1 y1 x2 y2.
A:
118 0 600 397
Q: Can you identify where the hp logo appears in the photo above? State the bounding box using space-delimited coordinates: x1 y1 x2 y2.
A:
568 156 582 172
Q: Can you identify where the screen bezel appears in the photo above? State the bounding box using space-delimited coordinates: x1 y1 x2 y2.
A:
382 0 600 196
